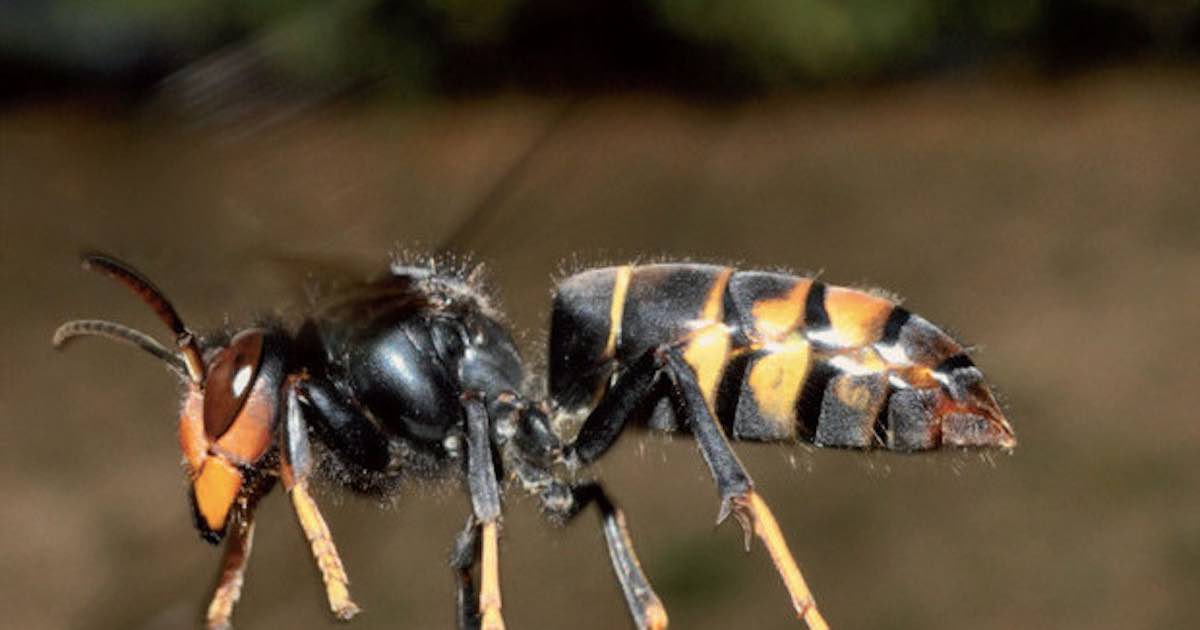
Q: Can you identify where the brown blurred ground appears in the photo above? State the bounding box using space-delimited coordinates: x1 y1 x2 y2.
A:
2 69 1199 630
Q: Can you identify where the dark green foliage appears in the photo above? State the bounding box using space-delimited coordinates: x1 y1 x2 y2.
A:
3 0 1199 95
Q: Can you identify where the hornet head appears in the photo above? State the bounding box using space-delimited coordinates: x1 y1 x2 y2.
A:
55 254 286 543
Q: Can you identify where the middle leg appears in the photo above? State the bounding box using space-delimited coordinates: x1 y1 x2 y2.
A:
462 394 506 630
449 515 482 630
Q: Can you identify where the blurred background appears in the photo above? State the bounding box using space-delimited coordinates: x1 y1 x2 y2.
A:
3 1 1199 629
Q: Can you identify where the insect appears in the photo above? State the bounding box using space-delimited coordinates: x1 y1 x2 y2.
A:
55 254 1015 630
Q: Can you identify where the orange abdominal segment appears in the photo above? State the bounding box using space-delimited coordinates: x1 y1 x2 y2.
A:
682 269 734 410
750 279 812 340
824 287 894 347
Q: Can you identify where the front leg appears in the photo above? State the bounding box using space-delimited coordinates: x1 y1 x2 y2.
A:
281 378 360 621
205 512 255 630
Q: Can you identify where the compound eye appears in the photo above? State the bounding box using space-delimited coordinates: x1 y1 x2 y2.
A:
203 331 264 440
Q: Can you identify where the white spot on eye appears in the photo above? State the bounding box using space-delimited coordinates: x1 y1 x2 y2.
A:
231 365 253 397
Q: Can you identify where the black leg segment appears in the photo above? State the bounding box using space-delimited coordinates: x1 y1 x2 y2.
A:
460 394 506 630
570 349 664 465
463 395 502 522
570 483 668 630
450 515 482 630
294 375 391 473
662 349 752 522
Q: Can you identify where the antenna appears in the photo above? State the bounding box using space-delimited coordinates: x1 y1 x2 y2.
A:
78 254 207 384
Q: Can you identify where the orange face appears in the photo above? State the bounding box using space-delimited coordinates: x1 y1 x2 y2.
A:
179 330 282 543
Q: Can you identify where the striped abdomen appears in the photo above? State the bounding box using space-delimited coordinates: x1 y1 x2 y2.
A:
548 263 1014 451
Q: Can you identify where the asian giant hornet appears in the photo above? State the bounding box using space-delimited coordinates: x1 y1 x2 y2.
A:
54 254 1015 630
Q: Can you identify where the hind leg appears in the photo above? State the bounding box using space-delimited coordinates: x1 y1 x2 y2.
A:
561 343 827 627
555 342 826 627
505 410 666 630
571 483 668 630
527 477 667 630
661 349 828 630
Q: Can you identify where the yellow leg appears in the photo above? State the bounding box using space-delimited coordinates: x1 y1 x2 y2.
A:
206 516 255 630
479 521 506 630
736 491 828 630
290 482 360 621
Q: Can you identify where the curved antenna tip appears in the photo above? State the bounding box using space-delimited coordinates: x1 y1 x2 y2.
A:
51 324 72 349
80 252 122 272
51 319 189 377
